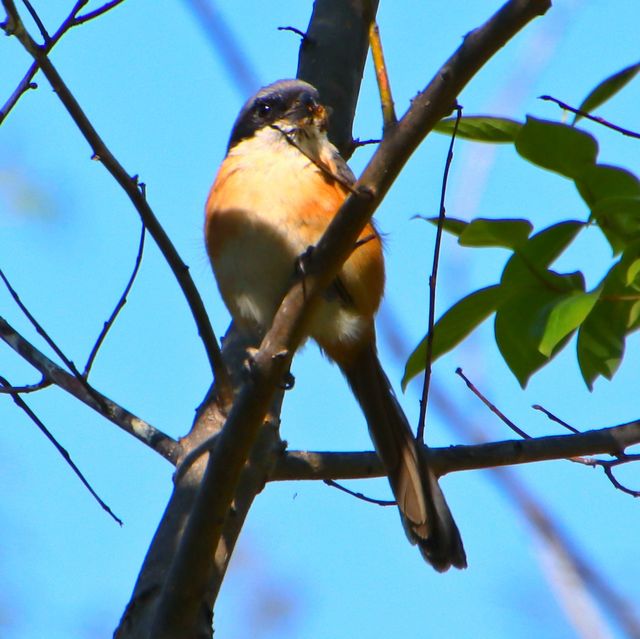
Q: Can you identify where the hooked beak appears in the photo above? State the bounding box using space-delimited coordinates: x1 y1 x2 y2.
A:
287 94 329 130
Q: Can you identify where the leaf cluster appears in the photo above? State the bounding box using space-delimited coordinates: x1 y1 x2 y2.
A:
404 62 640 390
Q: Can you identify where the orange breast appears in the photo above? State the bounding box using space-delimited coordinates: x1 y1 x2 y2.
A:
205 146 385 366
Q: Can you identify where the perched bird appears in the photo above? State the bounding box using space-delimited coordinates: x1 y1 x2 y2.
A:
205 79 466 571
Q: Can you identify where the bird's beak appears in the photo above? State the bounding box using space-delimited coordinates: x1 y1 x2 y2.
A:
288 95 329 130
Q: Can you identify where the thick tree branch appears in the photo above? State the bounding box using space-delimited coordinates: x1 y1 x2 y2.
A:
297 0 379 157
148 2 551 637
1 0 233 407
0 316 180 464
272 420 640 480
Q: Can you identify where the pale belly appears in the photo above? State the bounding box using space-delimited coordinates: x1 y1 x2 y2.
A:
212 216 369 348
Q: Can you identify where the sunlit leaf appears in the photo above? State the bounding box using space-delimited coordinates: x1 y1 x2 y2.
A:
458 218 532 249
629 301 640 329
626 257 640 287
434 116 522 142
401 285 504 390
502 221 584 284
515 117 598 179
538 291 599 357
574 61 640 124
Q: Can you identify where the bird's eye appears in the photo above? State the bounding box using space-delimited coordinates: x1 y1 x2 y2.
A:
254 100 272 118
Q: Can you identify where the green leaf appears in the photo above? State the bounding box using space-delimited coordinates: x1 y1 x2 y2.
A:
422 216 468 237
576 245 640 388
591 195 640 254
626 257 640 287
576 164 640 209
502 221 584 284
629 301 640 329
515 117 598 179
434 116 522 143
577 298 626 389
574 62 640 124
538 291 599 357
495 286 573 387
458 218 532 249
401 285 504 390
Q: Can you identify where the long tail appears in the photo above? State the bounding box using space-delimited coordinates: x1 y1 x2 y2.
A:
342 340 466 571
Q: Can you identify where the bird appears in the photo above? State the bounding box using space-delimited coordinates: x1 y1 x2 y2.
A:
204 78 466 571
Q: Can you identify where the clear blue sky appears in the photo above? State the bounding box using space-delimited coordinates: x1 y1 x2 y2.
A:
1 1 639 638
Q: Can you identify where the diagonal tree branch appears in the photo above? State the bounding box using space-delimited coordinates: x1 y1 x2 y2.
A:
1 0 233 407
0 374 123 524
148 2 552 637
83 222 146 378
0 316 181 464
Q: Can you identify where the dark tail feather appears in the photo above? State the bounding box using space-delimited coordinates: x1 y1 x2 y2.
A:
342 341 466 571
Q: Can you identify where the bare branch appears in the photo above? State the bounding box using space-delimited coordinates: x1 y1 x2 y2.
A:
539 94 640 139
533 403 581 434
323 478 394 506
83 223 146 378
0 316 181 464
0 375 122 524
297 0 379 157
271 419 640 480
0 266 109 410
74 0 126 25
1 0 234 407
0 375 50 394
417 105 462 442
369 20 396 129
0 1 127 125
456 367 532 439
277 25 308 41
20 0 49 42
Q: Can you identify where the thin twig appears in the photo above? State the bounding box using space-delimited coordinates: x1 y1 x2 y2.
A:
456 367 532 439
0 266 107 410
277 25 308 42
601 462 640 497
323 478 395 506
20 0 50 42
84 222 145 378
74 0 126 25
0 375 51 394
1 0 234 407
0 375 123 524
352 137 381 148
369 20 396 129
532 403 581 434
417 105 462 442
0 1 126 125
539 94 640 139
